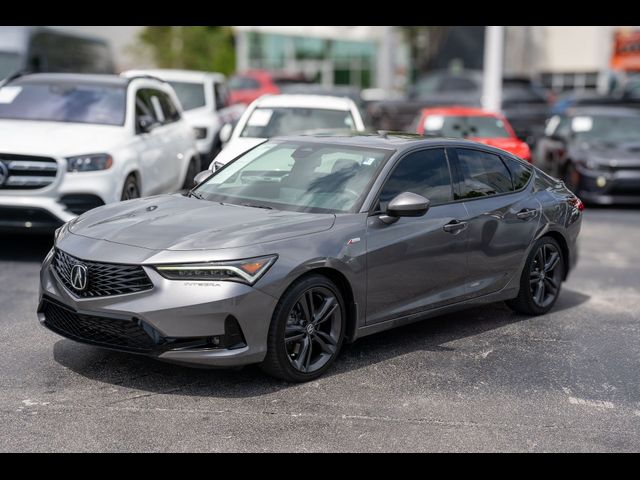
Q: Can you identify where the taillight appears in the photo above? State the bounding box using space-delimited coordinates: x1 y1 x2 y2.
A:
569 196 585 212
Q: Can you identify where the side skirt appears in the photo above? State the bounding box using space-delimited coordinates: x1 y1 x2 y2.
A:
353 285 519 341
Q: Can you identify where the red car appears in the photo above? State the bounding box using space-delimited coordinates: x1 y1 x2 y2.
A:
415 107 532 161
227 70 311 106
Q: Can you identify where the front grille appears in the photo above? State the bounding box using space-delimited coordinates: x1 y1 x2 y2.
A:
0 153 58 190
53 249 153 298
41 298 159 353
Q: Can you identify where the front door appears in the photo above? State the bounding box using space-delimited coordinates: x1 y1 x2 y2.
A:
365 147 470 325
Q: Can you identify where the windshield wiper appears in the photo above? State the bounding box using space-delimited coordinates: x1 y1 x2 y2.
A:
239 202 273 210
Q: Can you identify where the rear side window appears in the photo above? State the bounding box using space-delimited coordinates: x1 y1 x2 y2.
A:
454 148 513 199
502 156 532 190
156 91 181 123
378 148 453 209
135 89 159 122
214 82 229 110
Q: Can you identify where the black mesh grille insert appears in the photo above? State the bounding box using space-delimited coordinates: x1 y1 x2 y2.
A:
42 299 159 353
53 249 153 298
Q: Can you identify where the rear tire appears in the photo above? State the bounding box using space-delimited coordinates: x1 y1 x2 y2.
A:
506 236 565 316
260 274 346 382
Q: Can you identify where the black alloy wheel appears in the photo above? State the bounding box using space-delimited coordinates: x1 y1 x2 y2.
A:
507 236 565 315
261 275 345 382
529 242 563 309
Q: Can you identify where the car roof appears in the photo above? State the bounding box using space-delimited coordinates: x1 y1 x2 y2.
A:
122 69 226 83
254 94 356 110
566 105 640 117
420 106 501 117
268 132 499 152
8 73 129 87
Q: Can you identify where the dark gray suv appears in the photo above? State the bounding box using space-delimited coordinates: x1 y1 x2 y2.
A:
38 134 583 382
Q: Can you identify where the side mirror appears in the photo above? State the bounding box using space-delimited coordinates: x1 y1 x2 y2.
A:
193 170 213 186
379 192 430 225
138 115 159 133
219 123 233 144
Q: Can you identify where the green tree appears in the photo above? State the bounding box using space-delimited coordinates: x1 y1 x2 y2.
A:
137 26 236 75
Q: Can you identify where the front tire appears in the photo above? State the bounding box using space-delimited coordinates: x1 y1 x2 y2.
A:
506 237 565 315
121 174 140 201
260 275 346 382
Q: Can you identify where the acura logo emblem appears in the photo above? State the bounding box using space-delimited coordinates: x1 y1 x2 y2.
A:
0 162 8 186
71 264 88 291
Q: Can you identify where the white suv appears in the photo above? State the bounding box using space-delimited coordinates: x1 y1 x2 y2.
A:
123 69 246 163
209 94 366 170
0 73 199 231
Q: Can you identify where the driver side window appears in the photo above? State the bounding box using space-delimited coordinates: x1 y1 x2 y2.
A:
378 148 453 211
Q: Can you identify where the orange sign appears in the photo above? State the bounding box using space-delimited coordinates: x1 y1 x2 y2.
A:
611 30 640 71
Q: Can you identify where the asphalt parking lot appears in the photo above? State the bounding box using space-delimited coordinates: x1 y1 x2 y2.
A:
1 207 639 452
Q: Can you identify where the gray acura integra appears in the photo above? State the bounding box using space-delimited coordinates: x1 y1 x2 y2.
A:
38 134 583 382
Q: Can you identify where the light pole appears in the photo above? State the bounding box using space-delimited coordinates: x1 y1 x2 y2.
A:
377 25 394 94
482 26 504 113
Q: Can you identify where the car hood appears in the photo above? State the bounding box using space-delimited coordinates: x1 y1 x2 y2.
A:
0 120 126 156
579 141 640 166
68 194 336 251
211 137 267 167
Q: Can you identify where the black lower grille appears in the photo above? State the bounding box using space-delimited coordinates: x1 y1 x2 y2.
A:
0 206 63 230
41 299 159 353
60 194 105 215
53 249 153 298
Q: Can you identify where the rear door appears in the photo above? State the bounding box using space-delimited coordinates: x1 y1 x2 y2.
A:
449 147 540 298
365 147 469 325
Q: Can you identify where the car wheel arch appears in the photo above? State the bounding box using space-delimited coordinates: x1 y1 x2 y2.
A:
534 228 571 281
123 169 141 194
274 266 359 344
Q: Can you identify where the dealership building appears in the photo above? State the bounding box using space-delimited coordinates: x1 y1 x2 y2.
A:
56 26 640 93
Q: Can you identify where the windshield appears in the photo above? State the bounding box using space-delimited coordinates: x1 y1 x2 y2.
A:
0 51 22 80
423 115 511 139
240 107 356 138
194 140 392 213
168 81 206 111
0 82 126 125
571 115 640 142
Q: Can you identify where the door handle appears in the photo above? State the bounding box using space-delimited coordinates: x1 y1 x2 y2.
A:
516 209 538 220
443 220 468 234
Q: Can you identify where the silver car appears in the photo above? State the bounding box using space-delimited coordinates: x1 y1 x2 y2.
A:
38 134 583 382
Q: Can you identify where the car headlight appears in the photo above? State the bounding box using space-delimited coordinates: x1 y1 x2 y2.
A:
67 154 113 172
154 255 277 285
194 127 208 139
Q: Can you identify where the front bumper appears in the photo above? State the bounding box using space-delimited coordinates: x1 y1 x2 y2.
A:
575 166 640 205
0 169 118 231
38 248 279 368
